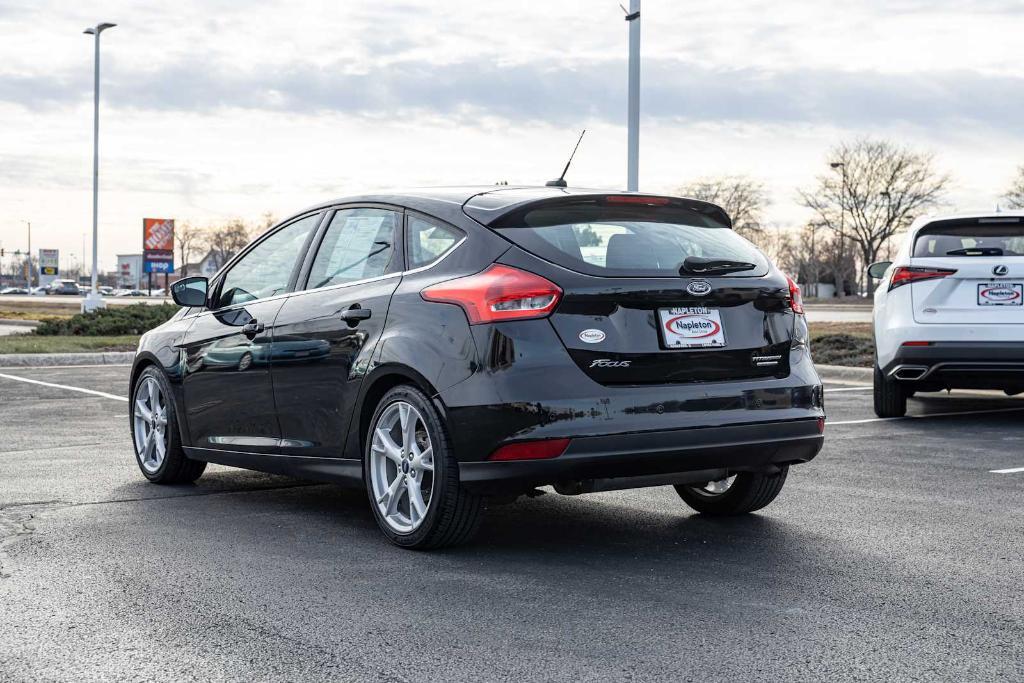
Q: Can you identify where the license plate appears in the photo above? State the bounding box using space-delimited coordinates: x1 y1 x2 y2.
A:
658 307 726 348
977 282 1023 306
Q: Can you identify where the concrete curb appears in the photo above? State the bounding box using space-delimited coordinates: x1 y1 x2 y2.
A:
0 352 134 367
816 363 873 383
0 319 41 327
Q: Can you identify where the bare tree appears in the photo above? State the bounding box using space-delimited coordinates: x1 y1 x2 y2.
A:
678 176 769 241
799 138 949 295
175 221 204 277
203 219 252 269
1003 166 1024 209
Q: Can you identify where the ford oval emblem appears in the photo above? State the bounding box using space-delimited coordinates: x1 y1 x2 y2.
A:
579 328 606 344
686 280 713 296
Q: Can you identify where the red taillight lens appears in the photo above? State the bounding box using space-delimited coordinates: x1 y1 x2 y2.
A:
889 266 957 290
604 195 671 206
817 417 825 434
901 341 932 347
488 438 571 461
785 275 804 315
421 264 562 324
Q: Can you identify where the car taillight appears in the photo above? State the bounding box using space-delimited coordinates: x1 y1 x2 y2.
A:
421 264 562 324
785 275 804 315
889 266 957 290
488 438 571 461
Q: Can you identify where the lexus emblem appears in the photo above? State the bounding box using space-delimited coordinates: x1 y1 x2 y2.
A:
993 265 1009 277
686 280 713 296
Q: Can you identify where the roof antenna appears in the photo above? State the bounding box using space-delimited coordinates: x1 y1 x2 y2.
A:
546 129 586 188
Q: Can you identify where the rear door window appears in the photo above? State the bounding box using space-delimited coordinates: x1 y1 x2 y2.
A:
492 200 768 277
306 208 399 289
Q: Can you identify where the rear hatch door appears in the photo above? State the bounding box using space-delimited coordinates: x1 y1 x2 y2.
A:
487 194 798 384
909 217 1024 324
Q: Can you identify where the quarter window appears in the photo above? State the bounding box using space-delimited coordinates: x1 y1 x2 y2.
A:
216 214 319 308
307 209 399 289
407 215 463 269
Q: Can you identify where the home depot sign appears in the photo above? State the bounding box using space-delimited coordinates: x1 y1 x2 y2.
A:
143 218 174 273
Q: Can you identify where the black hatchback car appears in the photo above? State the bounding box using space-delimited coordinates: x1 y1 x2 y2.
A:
131 187 824 548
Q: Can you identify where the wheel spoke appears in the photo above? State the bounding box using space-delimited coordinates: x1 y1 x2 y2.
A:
135 398 152 422
408 479 427 521
147 380 158 413
372 428 404 464
378 476 404 517
398 403 415 451
414 446 433 472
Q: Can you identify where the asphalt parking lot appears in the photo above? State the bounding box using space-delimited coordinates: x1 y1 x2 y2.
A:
1 365 1022 681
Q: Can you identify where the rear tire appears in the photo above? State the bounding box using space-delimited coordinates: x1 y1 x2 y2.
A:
873 364 907 418
130 366 207 484
364 385 483 549
675 468 789 516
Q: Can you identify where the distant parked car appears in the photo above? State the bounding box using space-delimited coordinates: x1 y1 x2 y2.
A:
117 289 148 297
98 286 114 296
869 211 1024 417
29 286 49 296
49 280 81 295
1 286 29 295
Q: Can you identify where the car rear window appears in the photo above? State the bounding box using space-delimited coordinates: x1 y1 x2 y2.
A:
914 220 1024 257
492 201 768 277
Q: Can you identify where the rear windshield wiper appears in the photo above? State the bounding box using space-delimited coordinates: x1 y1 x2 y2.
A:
680 256 757 276
945 247 1003 256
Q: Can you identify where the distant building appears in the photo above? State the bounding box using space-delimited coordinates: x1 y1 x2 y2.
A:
116 254 143 289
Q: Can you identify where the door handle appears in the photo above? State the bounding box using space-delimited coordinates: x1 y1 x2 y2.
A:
340 305 372 325
242 320 265 337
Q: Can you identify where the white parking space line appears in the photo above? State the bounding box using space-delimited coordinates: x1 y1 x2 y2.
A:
0 372 127 402
990 466 1024 474
830 405 1024 426
0 364 132 370
824 385 872 392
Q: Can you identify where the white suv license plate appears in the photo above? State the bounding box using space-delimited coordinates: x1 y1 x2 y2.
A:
658 307 727 349
977 282 1023 306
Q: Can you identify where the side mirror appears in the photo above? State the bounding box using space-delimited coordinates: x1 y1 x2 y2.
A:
867 261 892 279
171 276 208 307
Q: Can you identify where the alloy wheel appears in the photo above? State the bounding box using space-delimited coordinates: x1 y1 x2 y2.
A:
369 401 435 534
133 376 168 474
697 474 737 495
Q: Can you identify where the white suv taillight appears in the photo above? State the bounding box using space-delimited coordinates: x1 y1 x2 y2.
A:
421 264 562 324
889 266 957 290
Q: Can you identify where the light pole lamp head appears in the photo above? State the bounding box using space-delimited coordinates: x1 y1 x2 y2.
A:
829 162 845 169
84 22 116 35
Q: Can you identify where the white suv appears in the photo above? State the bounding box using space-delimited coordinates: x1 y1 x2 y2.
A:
868 211 1024 417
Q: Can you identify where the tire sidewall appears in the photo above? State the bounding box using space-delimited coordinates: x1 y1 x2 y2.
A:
363 385 452 547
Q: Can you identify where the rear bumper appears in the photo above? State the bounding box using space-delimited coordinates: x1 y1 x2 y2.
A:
458 418 823 495
883 342 1024 388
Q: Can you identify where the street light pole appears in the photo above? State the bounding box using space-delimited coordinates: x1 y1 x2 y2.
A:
625 0 641 192
83 21 116 312
22 220 31 292
830 161 847 299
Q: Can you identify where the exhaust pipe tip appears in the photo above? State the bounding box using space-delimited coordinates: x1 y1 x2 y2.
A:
892 365 928 381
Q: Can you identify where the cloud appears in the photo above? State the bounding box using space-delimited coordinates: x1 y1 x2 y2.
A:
5 56 1024 136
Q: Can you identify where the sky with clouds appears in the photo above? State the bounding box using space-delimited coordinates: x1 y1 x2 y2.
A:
2 0 1024 271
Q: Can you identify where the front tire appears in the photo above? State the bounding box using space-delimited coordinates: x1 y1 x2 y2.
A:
873 364 907 418
675 468 789 516
130 366 206 484
364 385 483 549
